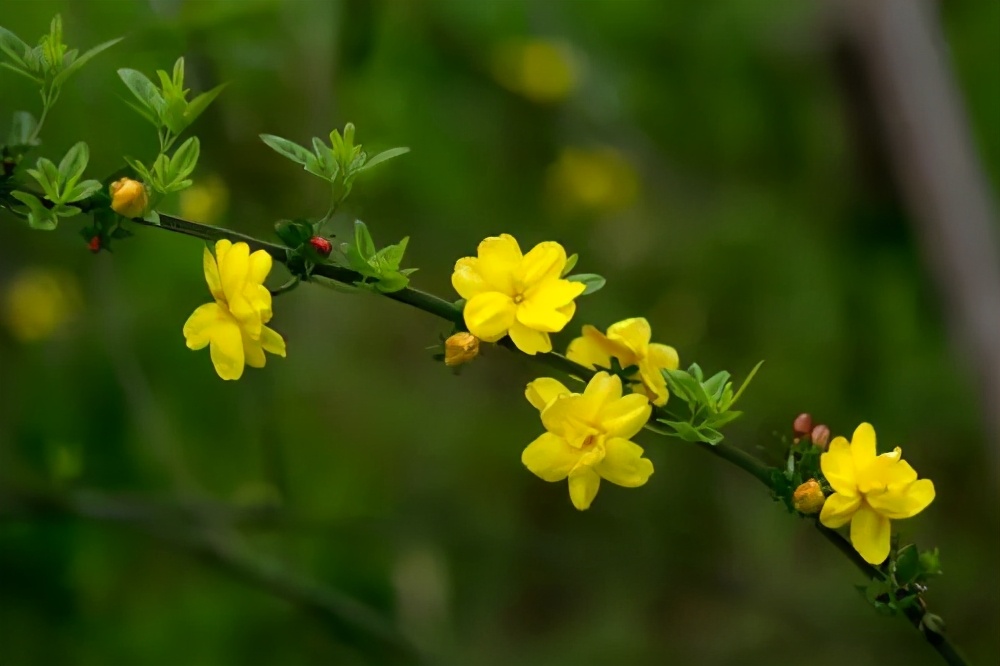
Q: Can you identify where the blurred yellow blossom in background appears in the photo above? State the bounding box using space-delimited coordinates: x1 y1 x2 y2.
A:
179 174 230 225
2 268 82 343
491 38 579 104
546 146 639 215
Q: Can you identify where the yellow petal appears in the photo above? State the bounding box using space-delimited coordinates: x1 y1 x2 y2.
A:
183 302 226 350
884 459 918 490
568 468 601 510
851 422 877 469
526 377 572 411
452 257 489 300
220 241 250 305
522 432 579 481
243 331 266 368
607 317 651 356
246 284 273 323
818 492 861 528
867 478 935 519
524 278 585 311
214 239 233 268
821 436 857 496
261 325 286 357
566 333 611 370
515 298 574 333
203 248 224 302
647 343 679 372
208 315 245 380
228 294 262 340
595 437 653 487
508 321 552 355
579 372 623 419
850 505 891 565
476 234 522 293
597 393 651 440
248 249 273 285
637 365 669 406
518 241 566 286
541 395 596 446
463 292 516 342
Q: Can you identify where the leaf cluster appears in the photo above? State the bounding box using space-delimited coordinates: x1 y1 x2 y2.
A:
126 137 200 196
656 361 762 445
10 141 100 229
118 58 223 144
857 542 944 619
341 221 416 293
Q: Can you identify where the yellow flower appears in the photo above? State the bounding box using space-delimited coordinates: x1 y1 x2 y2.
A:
109 178 148 218
183 240 286 380
3 268 81 342
452 234 585 355
793 479 825 514
522 372 653 510
444 331 480 367
566 318 679 406
819 423 935 564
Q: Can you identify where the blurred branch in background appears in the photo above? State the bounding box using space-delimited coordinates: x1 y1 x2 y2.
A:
835 0 1000 463
0 486 421 664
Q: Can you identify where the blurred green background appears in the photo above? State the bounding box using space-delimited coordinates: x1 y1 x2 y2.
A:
1 0 997 664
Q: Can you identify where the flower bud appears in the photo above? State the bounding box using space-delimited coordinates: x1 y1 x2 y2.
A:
308 236 332 257
811 424 831 450
109 178 148 218
793 413 813 437
444 332 479 367
87 236 101 253
792 479 825 514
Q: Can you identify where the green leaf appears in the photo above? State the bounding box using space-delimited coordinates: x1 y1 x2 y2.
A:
730 360 764 407
311 137 337 179
57 141 89 191
361 146 409 171
698 427 725 445
561 253 578 277
702 410 743 430
918 548 942 578
661 368 702 406
894 545 921 585
63 179 101 203
118 95 159 127
374 272 409 293
0 62 43 84
0 26 30 66
373 236 409 271
566 273 606 295
274 219 314 247
260 134 313 167
118 68 165 121
657 420 704 443
184 83 226 126
52 204 81 218
52 36 121 87
702 371 731 404
169 136 200 183
123 156 152 182
11 191 59 230
7 111 39 147
354 220 376 260
27 158 61 201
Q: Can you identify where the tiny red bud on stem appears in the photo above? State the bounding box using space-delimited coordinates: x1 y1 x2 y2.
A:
811 424 831 450
88 236 101 253
793 413 813 437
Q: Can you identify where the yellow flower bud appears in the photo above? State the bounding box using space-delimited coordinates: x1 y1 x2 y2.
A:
109 178 148 218
444 332 480 367
793 479 825 514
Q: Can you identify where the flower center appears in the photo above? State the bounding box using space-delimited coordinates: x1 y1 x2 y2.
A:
512 293 524 304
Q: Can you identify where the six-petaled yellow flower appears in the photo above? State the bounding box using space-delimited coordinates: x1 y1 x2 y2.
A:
566 317 679 406
452 234 585 355
819 423 935 564
183 240 286 380
522 371 654 510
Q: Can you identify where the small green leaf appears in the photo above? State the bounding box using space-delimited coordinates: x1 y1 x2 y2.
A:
52 36 121 87
274 219 313 247
566 273 606 295
185 83 226 126
730 360 764 407
918 548 942 578
11 191 59 230
52 204 81 218
0 62 43 84
57 141 89 191
7 111 39 147
661 368 702 405
123 156 152 182
169 136 200 183
118 68 165 121
361 146 409 171
0 26 30 66
63 179 102 203
561 253 578 277
657 420 704 443
311 137 337 179
373 236 409 271
374 272 409 293
698 427 725 445
702 371 731 404
354 220 376 260
894 544 921 585
260 134 313 167
702 410 743 430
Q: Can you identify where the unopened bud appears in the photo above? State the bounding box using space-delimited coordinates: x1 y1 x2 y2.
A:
792 479 825 514
109 178 148 218
444 332 479 367
811 424 831 450
793 413 813 436
87 236 101 253
308 236 332 257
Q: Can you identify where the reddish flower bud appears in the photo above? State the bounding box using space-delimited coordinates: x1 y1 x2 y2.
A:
309 236 332 257
793 413 813 436
811 424 831 450
87 236 101 253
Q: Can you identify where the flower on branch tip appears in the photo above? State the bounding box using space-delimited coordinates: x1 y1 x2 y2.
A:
183 240 286 380
444 332 479 367
522 372 653 510
819 423 935 565
109 178 148 218
566 317 679 406
452 234 585 355
793 479 825 514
